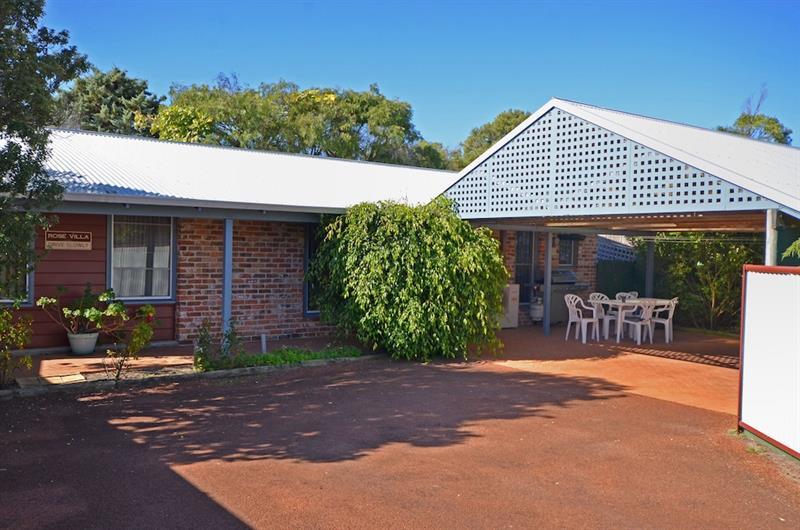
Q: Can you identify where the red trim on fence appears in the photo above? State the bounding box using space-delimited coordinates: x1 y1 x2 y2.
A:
737 264 800 454
738 421 800 460
742 264 800 274
737 265 747 424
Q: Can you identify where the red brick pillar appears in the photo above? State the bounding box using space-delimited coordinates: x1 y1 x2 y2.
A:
498 230 516 281
175 218 225 343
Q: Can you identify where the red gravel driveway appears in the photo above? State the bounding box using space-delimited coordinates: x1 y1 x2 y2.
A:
2 357 798 529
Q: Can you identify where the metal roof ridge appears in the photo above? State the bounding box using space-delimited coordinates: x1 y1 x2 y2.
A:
47 127 457 174
552 97 800 152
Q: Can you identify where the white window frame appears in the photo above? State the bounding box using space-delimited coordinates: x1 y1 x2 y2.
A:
558 238 577 267
109 215 175 301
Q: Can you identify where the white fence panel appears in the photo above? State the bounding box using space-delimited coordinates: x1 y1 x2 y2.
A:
739 267 800 456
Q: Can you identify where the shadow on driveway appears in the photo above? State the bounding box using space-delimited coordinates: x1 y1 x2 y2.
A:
1 359 625 528
101 359 627 464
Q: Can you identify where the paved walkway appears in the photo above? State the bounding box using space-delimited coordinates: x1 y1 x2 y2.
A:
2 347 799 529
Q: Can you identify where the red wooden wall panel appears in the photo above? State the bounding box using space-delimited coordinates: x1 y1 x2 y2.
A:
15 213 176 349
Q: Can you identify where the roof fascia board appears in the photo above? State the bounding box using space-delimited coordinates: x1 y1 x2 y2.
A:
61 192 345 216
53 199 324 223
474 222 654 236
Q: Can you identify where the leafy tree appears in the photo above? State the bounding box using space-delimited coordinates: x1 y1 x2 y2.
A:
309 197 508 361
0 0 88 298
410 140 460 170
55 67 163 135
717 87 792 144
152 77 453 167
644 233 762 330
149 105 215 143
154 78 295 150
457 109 529 169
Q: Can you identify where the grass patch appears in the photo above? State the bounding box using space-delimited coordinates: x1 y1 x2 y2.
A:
204 345 362 371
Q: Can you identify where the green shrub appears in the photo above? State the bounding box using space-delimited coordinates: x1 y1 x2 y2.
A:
639 232 761 330
309 197 508 361
192 319 247 371
0 305 33 387
104 304 157 387
205 345 361 371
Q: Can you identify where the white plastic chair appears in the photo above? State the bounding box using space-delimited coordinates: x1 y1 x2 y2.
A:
564 294 600 344
650 297 679 343
615 292 634 302
620 300 656 345
589 292 616 340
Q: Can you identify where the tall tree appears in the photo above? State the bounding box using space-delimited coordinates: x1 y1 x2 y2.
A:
457 109 529 169
0 0 88 297
55 67 163 135
151 78 451 167
717 87 792 144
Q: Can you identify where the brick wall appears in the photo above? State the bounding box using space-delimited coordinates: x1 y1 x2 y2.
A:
176 218 224 342
175 218 333 343
497 230 516 280
533 234 598 292
230 220 333 340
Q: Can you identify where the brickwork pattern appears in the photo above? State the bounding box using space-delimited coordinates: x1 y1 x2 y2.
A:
175 219 334 343
230 220 334 340
176 218 225 342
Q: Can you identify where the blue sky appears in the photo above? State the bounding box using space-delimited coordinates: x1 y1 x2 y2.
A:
43 0 799 148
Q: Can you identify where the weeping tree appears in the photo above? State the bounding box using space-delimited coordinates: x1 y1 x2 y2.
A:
309 197 508 361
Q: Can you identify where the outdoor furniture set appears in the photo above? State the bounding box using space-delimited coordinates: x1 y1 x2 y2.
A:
564 291 678 345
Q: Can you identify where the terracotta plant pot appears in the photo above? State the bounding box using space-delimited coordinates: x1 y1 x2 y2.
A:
67 332 99 355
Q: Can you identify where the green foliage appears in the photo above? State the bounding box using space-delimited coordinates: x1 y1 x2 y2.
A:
457 109 529 169
55 67 164 135
204 345 361 371
717 87 792 144
36 283 128 334
0 0 88 296
309 197 508 361
191 317 360 372
0 305 32 387
782 238 800 260
192 319 247 371
151 77 455 168
193 319 215 371
641 233 761 330
105 304 156 387
149 105 215 143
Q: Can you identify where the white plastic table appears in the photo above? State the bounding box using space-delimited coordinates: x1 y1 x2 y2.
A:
597 298 672 342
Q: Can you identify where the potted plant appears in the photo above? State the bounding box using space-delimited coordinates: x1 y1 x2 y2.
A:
36 284 129 355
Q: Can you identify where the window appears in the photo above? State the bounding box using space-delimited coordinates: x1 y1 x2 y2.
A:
558 238 577 266
515 231 534 304
304 224 321 314
111 216 173 299
0 267 30 303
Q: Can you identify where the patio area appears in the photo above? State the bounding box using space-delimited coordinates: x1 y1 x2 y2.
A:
491 325 740 415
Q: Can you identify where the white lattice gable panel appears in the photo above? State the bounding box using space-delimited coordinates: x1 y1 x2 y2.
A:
447 107 776 219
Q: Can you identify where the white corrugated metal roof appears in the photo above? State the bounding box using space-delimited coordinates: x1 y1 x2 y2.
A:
459 97 800 218
43 129 458 213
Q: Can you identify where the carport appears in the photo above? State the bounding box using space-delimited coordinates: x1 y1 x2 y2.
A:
444 97 800 335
